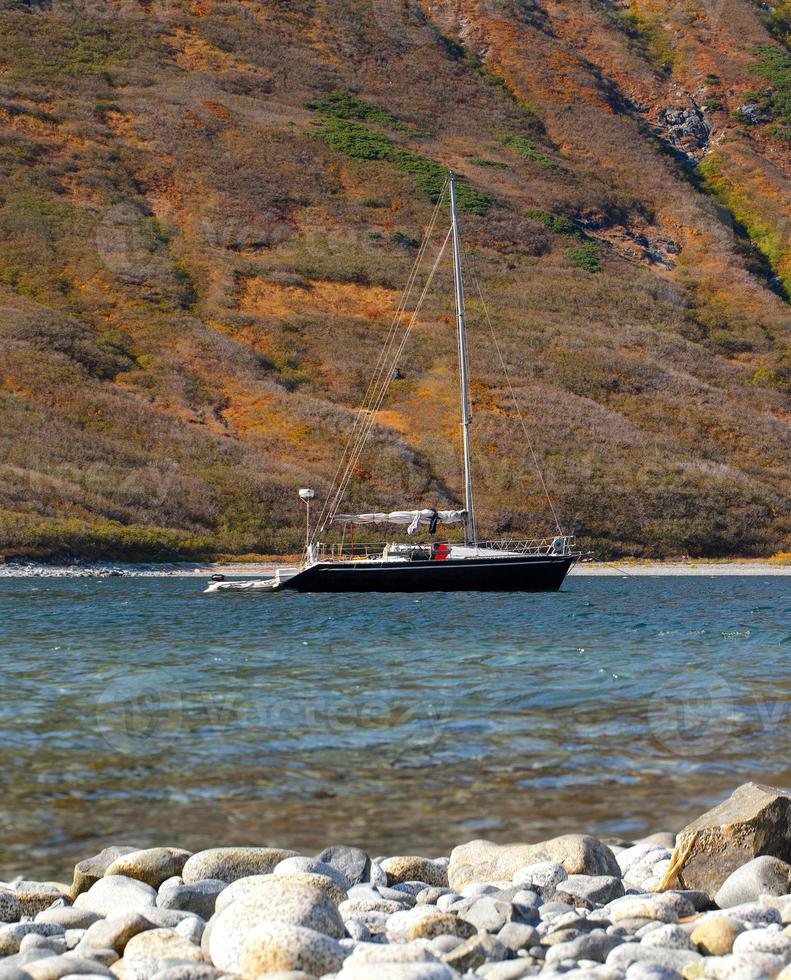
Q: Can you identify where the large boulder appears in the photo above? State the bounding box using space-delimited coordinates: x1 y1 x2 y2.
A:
448 836 620 890
238 922 346 978
181 848 298 885
70 846 140 899
122 927 205 963
217 872 344 912
208 880 344 972
74 876 157 918
104 848 192 890
379 857 448 888
665 783 791 897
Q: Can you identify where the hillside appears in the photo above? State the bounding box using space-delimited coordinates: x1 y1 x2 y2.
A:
0 0 789 560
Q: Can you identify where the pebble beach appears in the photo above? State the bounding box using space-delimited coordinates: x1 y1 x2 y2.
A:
3 784 791 980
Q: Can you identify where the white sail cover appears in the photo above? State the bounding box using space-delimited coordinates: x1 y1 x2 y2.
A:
333 510 467 534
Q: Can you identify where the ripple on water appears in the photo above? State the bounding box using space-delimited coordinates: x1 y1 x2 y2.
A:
0 574 789 878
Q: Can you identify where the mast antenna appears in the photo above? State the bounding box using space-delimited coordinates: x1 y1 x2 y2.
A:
449 172 476 547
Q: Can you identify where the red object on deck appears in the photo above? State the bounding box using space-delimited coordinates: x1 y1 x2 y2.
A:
433 543 451 561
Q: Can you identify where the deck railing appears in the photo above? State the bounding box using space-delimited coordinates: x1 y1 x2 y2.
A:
477 535 577 556
314 542 392 563
312 535 577 564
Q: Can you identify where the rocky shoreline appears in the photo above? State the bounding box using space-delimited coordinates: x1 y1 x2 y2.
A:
2 784 791 979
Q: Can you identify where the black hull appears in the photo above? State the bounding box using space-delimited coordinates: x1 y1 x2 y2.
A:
281 554 575 593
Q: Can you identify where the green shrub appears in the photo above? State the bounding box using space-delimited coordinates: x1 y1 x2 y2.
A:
749 45 791 125
306 90 405 131
315 118 392 159
565 241 603 273
503 135 557 170
703 98 725 112
525 208 577 234
312 116 492 214
391 148 492 213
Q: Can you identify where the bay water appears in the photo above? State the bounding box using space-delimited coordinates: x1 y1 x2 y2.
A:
1 574 789 880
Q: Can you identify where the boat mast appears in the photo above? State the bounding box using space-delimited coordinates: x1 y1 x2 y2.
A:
449 172 476 547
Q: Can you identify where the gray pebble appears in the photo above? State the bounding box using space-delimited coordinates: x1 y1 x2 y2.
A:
461 896 509 933
539 901 575 920
435 893 461 912
17 935 66 955
497 921 539 952
156 879 225 920
640 923 692 950
715 857 791 909
316 846 371 886
368 863 387 889
344 918 369 942
544 929 622 965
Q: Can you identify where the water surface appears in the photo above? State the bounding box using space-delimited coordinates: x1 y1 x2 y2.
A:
1 575 789 879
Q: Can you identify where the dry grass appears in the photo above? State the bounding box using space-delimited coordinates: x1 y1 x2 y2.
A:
0 0 788 560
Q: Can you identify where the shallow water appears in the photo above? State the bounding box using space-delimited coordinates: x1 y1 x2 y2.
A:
1 575 789 880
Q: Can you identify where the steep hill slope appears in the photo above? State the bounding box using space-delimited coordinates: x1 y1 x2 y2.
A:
0 0 789 559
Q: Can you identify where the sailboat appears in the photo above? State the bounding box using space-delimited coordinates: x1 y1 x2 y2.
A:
206 173 581 594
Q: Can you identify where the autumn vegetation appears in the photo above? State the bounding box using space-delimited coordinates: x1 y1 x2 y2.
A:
0 0 789 560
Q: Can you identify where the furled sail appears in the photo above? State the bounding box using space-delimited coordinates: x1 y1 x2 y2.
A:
333 510 467 534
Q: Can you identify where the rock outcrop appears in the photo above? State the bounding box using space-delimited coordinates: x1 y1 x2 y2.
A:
663 783 791 897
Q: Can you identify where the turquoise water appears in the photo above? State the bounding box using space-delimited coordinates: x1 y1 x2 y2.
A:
0 574 789 880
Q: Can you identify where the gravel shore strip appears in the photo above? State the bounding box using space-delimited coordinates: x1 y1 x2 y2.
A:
3 784 791 980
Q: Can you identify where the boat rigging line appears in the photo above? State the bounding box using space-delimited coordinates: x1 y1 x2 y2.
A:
469 267 564 538
310 173 565 549
312 181 453 544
